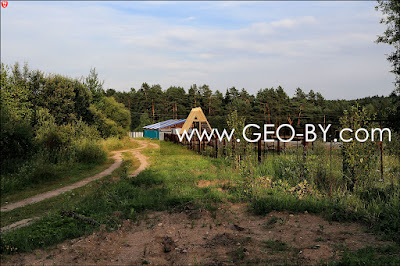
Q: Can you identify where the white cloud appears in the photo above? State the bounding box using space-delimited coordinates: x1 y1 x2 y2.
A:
0 1 394 99
270 16 316 28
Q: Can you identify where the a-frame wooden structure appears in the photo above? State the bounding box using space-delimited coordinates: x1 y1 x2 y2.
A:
180 107 212 134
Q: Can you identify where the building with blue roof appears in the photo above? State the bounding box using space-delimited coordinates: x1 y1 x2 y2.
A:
143 119 186 139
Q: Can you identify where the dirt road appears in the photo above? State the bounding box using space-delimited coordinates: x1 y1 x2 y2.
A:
0 140 158 213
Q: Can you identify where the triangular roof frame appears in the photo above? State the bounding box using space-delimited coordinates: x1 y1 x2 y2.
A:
181 107 212 132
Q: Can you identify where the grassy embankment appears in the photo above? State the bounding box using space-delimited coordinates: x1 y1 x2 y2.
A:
0 137 139 227
1 137 138 206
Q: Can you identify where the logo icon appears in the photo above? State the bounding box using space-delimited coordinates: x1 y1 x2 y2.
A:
1 1 8 8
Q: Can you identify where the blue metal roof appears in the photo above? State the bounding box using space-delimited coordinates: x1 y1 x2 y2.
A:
143 119 186 130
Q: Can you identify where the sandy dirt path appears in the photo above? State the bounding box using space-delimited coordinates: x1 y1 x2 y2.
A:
0 140 158 213
2 204 392 265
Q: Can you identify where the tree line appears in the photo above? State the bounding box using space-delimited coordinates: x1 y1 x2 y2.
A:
108 82 399 133
2 61 399 171
0 63 130 171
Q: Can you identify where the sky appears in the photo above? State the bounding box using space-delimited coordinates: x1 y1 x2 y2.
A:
0 1 395 100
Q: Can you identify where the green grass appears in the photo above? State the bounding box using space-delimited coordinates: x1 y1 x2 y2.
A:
263 239 290 251
1 137 139 205
0 142 235 253
1 152 140 228
101 136 139 152
262 216 280 229
1 140 399 266
329 245 400 266
1 159 114 206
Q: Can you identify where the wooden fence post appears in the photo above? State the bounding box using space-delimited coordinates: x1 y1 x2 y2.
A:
277 138 280 155
215 138 218 158
380 141 384 180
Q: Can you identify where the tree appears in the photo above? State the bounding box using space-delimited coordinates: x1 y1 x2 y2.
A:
226 109 246 141
188 84 200 108
134 113 152 132
73 79 92 123
294 88 307 101
0 63 34 164
376 0 400 91
340 105 377 191
40 75 76 124
376 0 400 131
95 96 131 132
84 68 104 102
307 90 316 103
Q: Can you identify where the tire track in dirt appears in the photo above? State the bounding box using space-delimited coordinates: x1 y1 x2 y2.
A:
0 140 159 231
0 218 39 233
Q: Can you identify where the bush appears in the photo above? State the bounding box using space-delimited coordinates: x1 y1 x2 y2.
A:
0 154 59 194
101 136 137 152
73 139 107 164
271 156 303 186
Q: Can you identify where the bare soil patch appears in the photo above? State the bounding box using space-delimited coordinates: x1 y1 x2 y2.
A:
2 203 389 265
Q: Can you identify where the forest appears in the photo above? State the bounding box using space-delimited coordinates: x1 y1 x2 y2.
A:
2 61 400 174
0 63 131 193
106 78 400 133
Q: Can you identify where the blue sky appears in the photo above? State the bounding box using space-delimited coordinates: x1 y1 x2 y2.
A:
0 1 395 99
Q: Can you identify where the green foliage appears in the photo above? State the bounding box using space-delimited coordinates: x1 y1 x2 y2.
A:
332 245 400 265
134 113 152 132
84 67 104 102
89 104 126 138
0 142 227 253
95 96 131 131
40 75 76 124
376 0 400 91
1 151 59 194
73 139 107 164
226 110 245 140
34 108 58 144
1 214 97 253
340 105 378 191
0 64 34 164
0 64 120 192
1 62 130 158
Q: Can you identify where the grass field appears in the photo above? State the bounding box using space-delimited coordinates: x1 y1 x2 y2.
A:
0 160 114 206
1 137 139 206
1 140 399 264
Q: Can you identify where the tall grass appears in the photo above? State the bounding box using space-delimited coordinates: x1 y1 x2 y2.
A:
0 152 60 194
1 140 399 258
0 137 136 196
1 142 229 253
73 139 107 164
101 136 138 152
235 141 400 244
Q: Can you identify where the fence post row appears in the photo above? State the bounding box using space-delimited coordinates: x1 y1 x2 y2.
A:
161 120 387 183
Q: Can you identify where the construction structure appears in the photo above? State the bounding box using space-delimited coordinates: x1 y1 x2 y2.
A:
180 107 212 135
143 107 212 142
143 119 186 140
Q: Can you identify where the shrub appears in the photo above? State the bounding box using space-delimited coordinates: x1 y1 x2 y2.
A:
0 153 59 194
101 136 137 152
73 139 107 164
271 156 303 186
